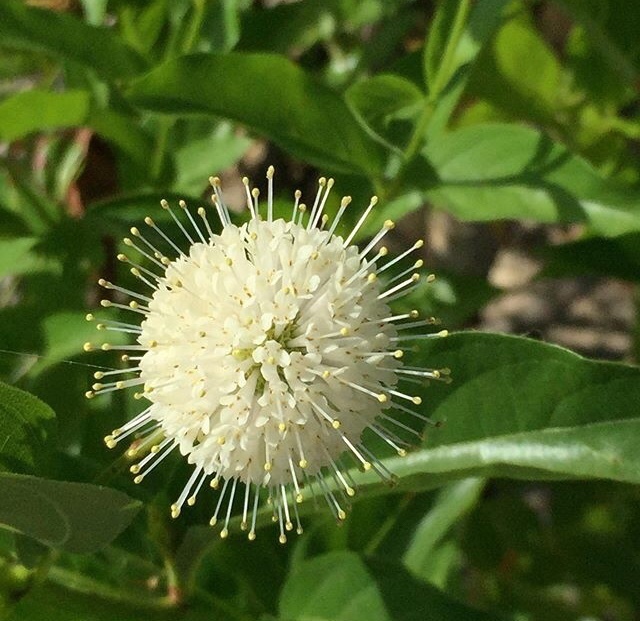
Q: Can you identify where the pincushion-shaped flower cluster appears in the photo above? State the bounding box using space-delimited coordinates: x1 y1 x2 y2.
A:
85 168 447 542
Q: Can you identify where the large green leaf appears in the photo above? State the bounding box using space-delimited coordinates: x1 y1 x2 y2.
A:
0 90 90 142
420 123 640 237
279 550 497 620
377 332 640 490
0 472 140 553
126 53 385 175
0 382 55 475
0 0 147 80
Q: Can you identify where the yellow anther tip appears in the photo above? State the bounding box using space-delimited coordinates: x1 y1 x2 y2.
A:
299 459 308 469
412 396 422 405
83 342 93 352
377 393 388 403
220 528 229 539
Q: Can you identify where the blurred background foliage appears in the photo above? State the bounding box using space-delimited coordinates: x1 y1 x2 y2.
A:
1 0 640 619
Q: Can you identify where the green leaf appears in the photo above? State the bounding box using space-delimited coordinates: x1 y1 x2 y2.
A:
403 478 485 581
173 129 252 194
369 332 640 492
421 123 640 237
468 12 561 123
127 53 386 175
28 311 128 378
0 238 41 279
0 90 90 142
0 382 56 476
560 0 640 103
0 0 147 80
279 550 497 620
346 74 424 148
0 472 140 553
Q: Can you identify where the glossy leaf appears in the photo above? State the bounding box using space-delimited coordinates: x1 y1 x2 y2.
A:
0 382 56 475
0 90 90 142
279 550 497 620
0 472 140 553
421 123 640 237
0 0 147 80
373 332 640 491
126 53 385 175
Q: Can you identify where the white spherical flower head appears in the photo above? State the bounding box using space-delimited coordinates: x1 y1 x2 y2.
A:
85 168 448 542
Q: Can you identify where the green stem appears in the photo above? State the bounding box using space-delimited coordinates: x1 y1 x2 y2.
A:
182 0 207 54
47 566 175 610
150 117 172 182
428 0 472 99
379 0 472 203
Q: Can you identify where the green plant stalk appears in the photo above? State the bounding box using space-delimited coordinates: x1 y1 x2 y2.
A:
47 566 175 610
381 0 472 202
150 0 209 182
182 0 208 54
428 0 472 101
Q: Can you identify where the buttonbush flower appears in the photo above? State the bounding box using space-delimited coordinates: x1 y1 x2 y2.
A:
85 168 448 542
